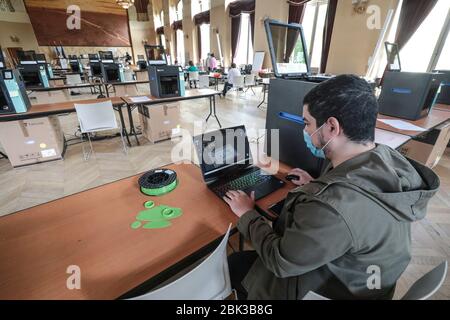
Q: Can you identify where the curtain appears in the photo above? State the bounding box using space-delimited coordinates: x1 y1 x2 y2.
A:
197 25 202 62
288 0 309 23
172 20 183 31
229 0 255 61
156 26 165 35
285 0 310 62
231 17 241 61
381 0 438 83
194 10 210 25
395 0 438 50
320 0 338 73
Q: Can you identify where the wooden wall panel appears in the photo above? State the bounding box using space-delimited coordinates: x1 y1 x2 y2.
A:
24 0 131 47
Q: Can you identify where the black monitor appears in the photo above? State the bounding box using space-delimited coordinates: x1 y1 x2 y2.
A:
89 53 99 62
99 51 114 62
0 47 5 69
105 67 120 83
264 19 310 78
35 53 47 64
144 45 167 66
20 69 41 87
385 42 401 72
91 64 102 77
18 50 37 64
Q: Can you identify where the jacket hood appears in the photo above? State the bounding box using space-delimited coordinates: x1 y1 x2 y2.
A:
316 144 440 222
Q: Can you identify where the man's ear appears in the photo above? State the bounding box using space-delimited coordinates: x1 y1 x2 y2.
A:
327 117 341 136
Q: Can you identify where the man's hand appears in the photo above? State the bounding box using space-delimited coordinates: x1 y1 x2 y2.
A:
288 168 314 186
223 190 255 217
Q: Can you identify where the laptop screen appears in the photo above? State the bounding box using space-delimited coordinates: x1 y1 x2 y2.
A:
264 19 310 78
193 125 253 180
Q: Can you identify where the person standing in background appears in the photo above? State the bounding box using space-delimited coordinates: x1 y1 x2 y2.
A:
209 53 217 72
205 53 211 71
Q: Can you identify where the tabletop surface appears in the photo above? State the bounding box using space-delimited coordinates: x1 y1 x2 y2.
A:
0 161 293 299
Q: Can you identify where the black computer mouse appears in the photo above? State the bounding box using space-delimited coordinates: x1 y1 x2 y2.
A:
285 174 300 182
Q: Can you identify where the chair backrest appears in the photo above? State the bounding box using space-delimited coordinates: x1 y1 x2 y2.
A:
233 75 245 88
129 224 232 300
199 75 210 88
75 100 118 133
66 74 82 85
401 261 448 300
124 69 135 82
189 71 199 81
244 74 255 86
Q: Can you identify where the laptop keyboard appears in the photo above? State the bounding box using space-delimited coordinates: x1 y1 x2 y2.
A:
212 170 272 198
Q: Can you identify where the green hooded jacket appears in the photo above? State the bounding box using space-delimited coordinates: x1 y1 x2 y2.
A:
237 144 440 300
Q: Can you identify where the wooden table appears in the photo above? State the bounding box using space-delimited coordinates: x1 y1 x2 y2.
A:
433 103 450 112
0 97 137 148
376 108 450 137
0 161 293 300
27 82 106 98
121 89 222 146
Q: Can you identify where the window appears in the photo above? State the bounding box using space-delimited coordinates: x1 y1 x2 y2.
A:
176 29 185 65
192 0 210 17
435 32 449 70
200 23 211 60
234 13 254 66
301 0 328 71
176 1 183 21
400 0 449 72
155 10 164 28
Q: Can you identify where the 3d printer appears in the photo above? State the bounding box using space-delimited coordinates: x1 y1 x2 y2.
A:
145 45 184 98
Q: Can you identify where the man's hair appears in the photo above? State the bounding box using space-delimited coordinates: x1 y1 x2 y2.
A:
231 63 236 68
189 60 194 66
303 74 378 143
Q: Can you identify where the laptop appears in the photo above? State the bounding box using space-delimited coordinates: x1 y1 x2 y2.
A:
193 125 285 201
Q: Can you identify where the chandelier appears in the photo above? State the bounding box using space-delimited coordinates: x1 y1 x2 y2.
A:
116 0 135 10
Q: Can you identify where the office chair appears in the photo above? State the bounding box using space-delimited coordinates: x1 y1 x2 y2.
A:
303 261 448 300
75 100 128 160
230 75 245 97
128 224 234 300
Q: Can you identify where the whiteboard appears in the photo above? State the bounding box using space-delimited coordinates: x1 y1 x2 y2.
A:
252 51 265 73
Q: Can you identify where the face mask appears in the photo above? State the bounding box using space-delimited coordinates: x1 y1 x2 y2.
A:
303 124 334 159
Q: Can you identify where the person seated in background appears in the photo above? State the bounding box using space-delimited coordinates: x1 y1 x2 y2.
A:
224 74 440 300
187 60 199 88
222 63 241 97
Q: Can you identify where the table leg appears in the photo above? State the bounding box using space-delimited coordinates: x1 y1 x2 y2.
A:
127 104 140 145
116 104 131 147
257 84 267 109
97 84 106 98
0 151 8 159
205 95 222 128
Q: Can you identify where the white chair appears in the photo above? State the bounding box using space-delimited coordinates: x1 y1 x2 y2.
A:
124 69 135 82
74 100 128 160
303 261 448 300
65 74 83 96
199 75 210 88
188 71 199 89
129 224 233 300
244 74 256 95
231 75 245 97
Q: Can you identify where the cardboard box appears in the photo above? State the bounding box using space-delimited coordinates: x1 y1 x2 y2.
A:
138 102 182 143
0 116 64 167
399 120 450 168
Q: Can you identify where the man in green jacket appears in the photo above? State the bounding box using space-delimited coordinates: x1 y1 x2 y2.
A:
224 74 440 300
